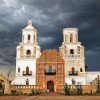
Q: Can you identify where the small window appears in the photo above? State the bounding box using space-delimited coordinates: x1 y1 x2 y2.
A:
26 79 29 85
22 35 24 42
70 49 74 54
28 34 30 40
65 50 67 54
26 50 31 55
70 34 73 42
77 46 80 54
65 35 67 42
18 67 20 73
34 47 36 55
34 35 35 43
72 79 75 84
80 68 83 72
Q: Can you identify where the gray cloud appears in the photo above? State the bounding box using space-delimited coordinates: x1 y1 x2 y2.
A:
0 0 100 71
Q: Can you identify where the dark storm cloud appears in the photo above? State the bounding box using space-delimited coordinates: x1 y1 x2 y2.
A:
0 0 100 71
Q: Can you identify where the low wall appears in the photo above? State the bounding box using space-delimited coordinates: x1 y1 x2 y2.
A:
66 83 97 94
11 82 97 94
11 85 39 94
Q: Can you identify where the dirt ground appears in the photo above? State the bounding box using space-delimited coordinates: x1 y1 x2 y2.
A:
0 96 100 100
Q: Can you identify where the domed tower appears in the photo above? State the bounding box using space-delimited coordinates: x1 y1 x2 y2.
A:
59 28 86 85
12 20 41 85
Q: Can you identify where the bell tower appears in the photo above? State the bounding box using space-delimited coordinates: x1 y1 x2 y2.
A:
12 20 41 85
59 28 86 85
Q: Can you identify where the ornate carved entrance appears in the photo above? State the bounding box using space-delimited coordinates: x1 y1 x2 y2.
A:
47 81 54 92
36 49 64 93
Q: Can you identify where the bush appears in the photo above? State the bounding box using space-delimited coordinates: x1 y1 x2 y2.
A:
31 89 40 95
11 90 17 95
95 91 100 95
69 89 77 95
64 83 70 95
64 84 83 96
76 86 82 95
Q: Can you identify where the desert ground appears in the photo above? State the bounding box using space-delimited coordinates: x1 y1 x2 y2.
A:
0 96 100 100
0 92 100 100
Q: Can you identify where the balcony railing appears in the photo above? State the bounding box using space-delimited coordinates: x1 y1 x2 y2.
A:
19 55 35 59
64 54 80 59
23 71 32 76
45 69 56 75
69 71 78 75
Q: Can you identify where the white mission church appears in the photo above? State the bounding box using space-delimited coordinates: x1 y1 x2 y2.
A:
11 20 100 87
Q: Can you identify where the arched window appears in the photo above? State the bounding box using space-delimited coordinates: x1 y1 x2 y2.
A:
28 34 30 40
34 47 36 55
26 50 31 55
65 35 67 42
70 49 74 54
26 67 29 75
77 46 80 54
70 34 73 42
80 68 83 72
65 50 67 54
18 67 20 73
22 35 24 42
76 34 78 42
34 35 35 43
72 67 75 74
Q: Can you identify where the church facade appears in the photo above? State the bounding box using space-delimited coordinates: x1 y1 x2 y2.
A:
11 20 100 93
36 49 64 92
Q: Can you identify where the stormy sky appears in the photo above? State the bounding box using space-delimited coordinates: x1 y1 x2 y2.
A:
0 0 100 73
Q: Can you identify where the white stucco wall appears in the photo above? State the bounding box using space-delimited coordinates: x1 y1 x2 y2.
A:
86 72 100 84
59 28 86 85
65 76 86 85
11 20 41 85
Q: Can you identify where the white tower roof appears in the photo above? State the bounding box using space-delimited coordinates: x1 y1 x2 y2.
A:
24 19 36 30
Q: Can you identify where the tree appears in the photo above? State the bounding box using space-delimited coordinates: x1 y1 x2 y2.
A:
6 68 12 82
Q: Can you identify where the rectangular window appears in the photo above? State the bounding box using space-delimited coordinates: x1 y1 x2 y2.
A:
18 68 20 73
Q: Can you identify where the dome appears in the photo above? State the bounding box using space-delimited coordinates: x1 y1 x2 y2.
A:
24 19 36 30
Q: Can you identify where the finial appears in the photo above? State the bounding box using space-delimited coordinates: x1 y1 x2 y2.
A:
28 19 32 26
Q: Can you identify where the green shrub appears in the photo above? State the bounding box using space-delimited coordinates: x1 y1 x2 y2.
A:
69 89 77 95
31 89 40 95
76 86 82 95
64 83 70 95
17 88 23 95
11 90 17 95
64 84 83 96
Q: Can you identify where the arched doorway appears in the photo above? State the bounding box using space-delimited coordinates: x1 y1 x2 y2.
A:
0 80 4 94
47 81 54 92
0 74 11 94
